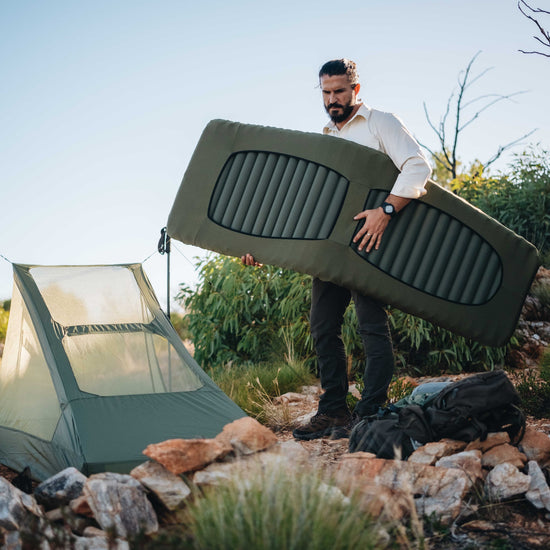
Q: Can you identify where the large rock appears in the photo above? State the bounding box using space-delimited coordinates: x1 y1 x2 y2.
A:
465 432 510 453
519 427 550 466
409 439 467 465
435 450 483 482
130 461 192 516
336 454 472 523
143 437 232 474
484 462 531 501
525 460 550 511
34 467 87 510
215 416 278 455
481 444 527 469
83 473 158 538
0 476 42 531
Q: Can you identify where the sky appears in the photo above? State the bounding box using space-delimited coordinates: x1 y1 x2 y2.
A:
1 0 549 311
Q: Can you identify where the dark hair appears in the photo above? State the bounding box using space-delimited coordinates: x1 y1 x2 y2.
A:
319 59 359 87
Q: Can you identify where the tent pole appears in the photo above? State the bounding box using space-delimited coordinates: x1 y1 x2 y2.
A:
158 227 173 390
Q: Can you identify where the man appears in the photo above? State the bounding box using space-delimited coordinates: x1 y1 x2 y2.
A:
243 58 431 440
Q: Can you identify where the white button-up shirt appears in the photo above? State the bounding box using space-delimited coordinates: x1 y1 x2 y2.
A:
323 103 431 199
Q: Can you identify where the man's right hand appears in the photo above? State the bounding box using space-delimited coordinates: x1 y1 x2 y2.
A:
241 253 263 267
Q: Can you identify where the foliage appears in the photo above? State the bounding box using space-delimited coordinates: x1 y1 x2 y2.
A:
182 460 406 550
389 309 509 375
452 146 550 262
209 359 314 424
170 312 191 341
179 254 509 376
0 306 9 344
515 370 550 418
177 255 313 369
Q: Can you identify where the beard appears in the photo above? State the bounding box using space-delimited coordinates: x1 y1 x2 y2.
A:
325 101 354 124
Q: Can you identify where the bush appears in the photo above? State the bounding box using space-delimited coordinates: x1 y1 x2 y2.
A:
209 360 314 425
179 254 509 375
0 306 9 344
177 255 313 369
453 146 550 263
182 460 402 550
389 309 509 375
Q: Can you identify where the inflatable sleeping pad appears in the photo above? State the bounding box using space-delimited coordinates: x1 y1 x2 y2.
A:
167 119 540 347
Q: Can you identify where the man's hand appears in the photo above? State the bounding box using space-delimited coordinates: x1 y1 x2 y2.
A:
353 195 411 253
352 207 390 252
241 253 263 267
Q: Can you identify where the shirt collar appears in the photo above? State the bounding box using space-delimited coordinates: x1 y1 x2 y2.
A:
323 103 371 134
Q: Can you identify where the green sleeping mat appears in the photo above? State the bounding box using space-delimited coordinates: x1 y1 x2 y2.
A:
167 119 540 347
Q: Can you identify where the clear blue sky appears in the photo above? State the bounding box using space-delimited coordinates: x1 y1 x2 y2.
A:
1 0 549 309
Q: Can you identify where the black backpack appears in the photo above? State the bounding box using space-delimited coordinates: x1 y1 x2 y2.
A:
348 371 525 459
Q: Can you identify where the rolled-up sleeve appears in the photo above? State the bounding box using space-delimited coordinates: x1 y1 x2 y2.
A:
372 111 431 199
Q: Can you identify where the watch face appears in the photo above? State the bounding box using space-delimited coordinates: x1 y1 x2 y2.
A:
384 204 394 215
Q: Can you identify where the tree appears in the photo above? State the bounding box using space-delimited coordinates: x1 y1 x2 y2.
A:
420 52 536 184
518 1 550 57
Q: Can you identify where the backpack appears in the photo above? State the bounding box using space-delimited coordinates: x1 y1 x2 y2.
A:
349 371 525 459
424 370 525 443
348 405 433 459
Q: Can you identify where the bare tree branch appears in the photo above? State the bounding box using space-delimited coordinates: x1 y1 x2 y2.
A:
421 52 536 182
459 91 528 132
518 1 550 57
484 129 538 169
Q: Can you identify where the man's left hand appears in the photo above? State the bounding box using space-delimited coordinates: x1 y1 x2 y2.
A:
352 207 390 252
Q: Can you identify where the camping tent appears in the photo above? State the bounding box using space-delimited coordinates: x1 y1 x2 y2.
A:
0 263 245 481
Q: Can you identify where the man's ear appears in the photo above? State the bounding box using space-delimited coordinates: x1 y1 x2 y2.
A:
353 83 361 99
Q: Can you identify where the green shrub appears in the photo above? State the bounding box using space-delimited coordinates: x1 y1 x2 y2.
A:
182 460 402 550
177 255 313 369
515 371 550 418
170 312 191 341
209 359 314 422
389 309 509 375
179 254 508 376
453 146 550 261
0 307 9 344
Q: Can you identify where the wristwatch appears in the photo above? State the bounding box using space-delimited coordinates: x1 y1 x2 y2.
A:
381 201 396 218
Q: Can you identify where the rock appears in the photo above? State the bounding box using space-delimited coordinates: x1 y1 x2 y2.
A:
34 467 87 510
484 462 531 501
336 454 472 523
215 416 278 455
73 535 130 550
267 440 310 462
83 472 158 538
409 439 467 465
0 476 42 531
130 461 192 514
192 460 239 486
435 450 483 482
465 432 510 453
481 444 527 469
143 437 232 474
70 495 94 517
519 427 550 466
273 392 311 404
525 460 550 511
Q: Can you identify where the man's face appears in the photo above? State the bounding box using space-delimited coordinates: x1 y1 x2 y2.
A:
320 74 359 124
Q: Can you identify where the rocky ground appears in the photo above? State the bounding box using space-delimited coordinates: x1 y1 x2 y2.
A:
271 381 550 549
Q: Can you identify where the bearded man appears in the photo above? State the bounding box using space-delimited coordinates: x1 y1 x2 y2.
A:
244 58 431 440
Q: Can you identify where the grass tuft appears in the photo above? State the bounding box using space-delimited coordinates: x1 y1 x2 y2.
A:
182 460 406 550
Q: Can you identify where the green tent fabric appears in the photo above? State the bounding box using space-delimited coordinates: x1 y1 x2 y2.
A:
167 119 540 347
0 263 245 481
